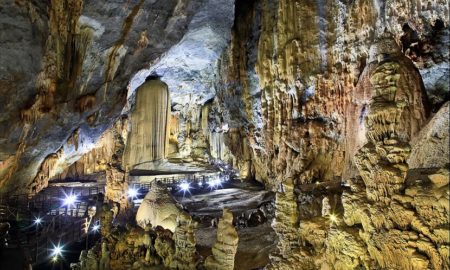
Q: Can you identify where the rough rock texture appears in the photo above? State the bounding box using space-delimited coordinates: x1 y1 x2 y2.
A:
261 37 449 268
409 101 449 169
353 34 429 202
204 208 239 270
267 178 299 269
50 117 130 207
0 0 234 193
136 181 183 232
126 0 235 105
171 212 199 270
211 0 449 269
215 0 449 188
1 0 449 269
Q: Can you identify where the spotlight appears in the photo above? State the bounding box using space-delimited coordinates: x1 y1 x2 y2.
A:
92 224 100 232
51 244 63 257
52 256 58 263
179 182 190 192
34 217 42 225
127 188 138 198
329 214 337 223
208 178 222 189
63 194 77 207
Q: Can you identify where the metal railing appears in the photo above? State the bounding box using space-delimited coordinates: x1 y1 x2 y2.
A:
32 215 86 264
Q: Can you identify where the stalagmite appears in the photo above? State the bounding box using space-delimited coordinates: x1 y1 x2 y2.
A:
123 76 171 169
205 208 239 270
171 212 199 270
354 33 429 201
266 178 301 269
136 181 183 232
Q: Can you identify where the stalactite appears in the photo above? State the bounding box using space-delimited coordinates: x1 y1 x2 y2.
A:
201 104 209 136
30 147 64 194
209 131 225 160
123 78 171 169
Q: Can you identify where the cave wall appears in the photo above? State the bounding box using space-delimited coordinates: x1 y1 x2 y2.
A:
213 0 449 269
0 0 207 193
215 0 449 187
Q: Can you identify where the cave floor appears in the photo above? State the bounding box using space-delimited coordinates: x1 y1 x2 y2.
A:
173 180 277 270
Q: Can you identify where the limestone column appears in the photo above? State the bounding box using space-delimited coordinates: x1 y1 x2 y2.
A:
353 33 429 202
124 76 171 169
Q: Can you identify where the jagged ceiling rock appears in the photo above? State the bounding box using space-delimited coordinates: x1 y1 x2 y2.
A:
0 0 235 192
127 0 235 106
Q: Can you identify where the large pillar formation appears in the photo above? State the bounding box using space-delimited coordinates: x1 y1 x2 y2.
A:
124 76 171 168
354 33 429 202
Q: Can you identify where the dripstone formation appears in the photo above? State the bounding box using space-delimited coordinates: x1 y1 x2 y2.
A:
205 209 239 270
0 1 448 270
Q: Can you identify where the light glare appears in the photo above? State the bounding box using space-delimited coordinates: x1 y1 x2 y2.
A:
63 194 77 207
208 178 222 189
51 245 63 257
329 214 337 223
34 217 42 225
128 188 138 198
92 224 100 232
179 182 190 192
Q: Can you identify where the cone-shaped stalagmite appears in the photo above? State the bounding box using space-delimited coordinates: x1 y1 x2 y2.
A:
124 77 171 169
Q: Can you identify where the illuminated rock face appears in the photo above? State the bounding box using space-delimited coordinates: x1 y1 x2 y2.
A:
0 0 233 193
262 36 447 270
354 34 429 202
124 78 170 168
205 209 239 270
171 212 199 270
409 101 449 169
267 178 300 269
135 182 183 232
211 1 449 269
214 0 449 187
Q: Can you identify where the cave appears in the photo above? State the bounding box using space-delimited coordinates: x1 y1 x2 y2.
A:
0 1 449 270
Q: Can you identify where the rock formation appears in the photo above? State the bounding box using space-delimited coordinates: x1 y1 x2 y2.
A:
263 32 448 270
123 77 171 169
409 101 449 169
0 0 211 193
354 33 429 202
205 208 239 270
171 212 199 270
135 181 183 232
0 1 449 269
99 242 111 270
267 178 300 269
